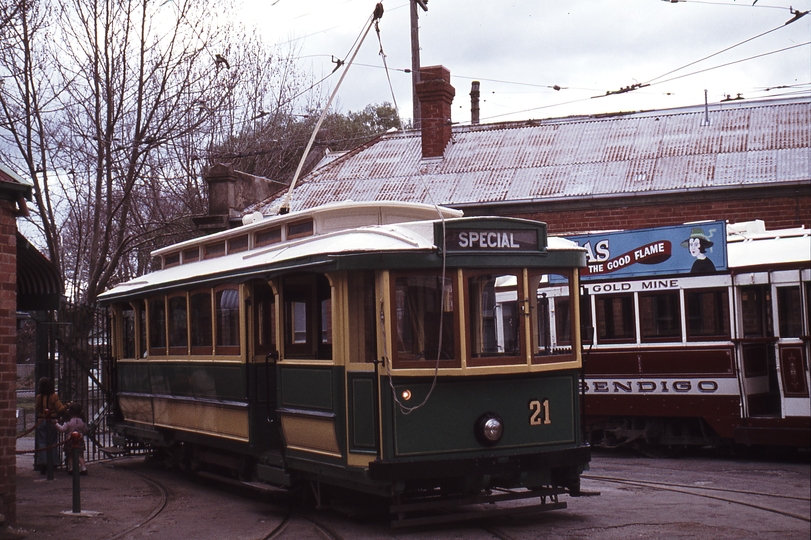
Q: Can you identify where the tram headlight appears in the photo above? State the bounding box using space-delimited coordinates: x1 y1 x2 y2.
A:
474 413 504 446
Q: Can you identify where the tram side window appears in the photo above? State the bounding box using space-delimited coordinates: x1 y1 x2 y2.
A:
686 288 730 340
216 287 240 355
190 290 213 354
168 294 188 354
282 274 332 359
596 294 635 343
148 297 166 355
639 291 681 342
777 286 802 338
393 273 456 367
348 271 377 363
468 273 521 362
530 272 574 359
740 285 773 338
121 304 136 359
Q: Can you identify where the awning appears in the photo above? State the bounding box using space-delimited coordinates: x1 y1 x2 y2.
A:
17 233 62 311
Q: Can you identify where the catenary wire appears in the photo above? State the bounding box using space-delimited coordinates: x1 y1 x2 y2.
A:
644 20 796 85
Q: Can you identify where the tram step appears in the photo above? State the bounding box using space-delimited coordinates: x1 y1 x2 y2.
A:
391 500 567 528
100 446 128 456
196 471 287 493
256 463 292 487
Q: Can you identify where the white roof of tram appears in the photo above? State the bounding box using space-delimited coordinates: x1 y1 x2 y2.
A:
100 200 581 300
726 220 810 269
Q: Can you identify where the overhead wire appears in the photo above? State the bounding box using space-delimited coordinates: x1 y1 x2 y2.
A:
643 19 796 85
647 41 810 87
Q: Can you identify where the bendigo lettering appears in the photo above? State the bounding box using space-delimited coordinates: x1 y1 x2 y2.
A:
581 379 721 394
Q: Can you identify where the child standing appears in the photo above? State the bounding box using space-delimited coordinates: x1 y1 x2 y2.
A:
56 402 88 475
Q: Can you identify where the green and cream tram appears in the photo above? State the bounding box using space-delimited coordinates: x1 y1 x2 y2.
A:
100 201 591 525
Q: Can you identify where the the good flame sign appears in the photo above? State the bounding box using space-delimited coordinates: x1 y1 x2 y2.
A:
583 240 672 275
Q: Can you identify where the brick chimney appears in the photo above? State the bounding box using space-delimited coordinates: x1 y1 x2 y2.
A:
415 65 455 158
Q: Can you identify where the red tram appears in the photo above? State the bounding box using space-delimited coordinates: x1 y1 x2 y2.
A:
565 220 810 452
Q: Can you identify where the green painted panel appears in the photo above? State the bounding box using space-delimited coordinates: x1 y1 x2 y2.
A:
390 372 578 457
279 366 333 410
348 374 377 451
146 362 245 401
117 363 151 394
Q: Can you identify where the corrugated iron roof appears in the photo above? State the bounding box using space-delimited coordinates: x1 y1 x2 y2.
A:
250 97 811 215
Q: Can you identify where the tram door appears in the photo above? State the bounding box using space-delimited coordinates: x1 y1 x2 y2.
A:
736 271 811 419
251 280 280 450
770 271 810 418
344 271 380 463
737 280 781 417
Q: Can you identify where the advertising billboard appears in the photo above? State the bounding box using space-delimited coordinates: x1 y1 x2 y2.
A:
567 221 727 280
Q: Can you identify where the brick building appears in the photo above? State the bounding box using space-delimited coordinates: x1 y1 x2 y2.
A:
0 165 61 526
241 66 810 235
0 165 31 525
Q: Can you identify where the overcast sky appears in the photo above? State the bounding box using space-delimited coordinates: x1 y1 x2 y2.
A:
244 0 809 124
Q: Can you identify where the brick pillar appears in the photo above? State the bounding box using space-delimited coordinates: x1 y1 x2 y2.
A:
415 65 455 158
0 200 17 525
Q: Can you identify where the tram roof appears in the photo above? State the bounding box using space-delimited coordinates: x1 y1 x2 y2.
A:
727 221 810 268
99 201 584 301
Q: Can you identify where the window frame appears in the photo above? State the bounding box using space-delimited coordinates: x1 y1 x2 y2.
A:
389 270 460 369
529 270 577 363
595 293 637 344
167 292 189 355
685 287 731 341
148 295 167 356
214 285 241 356
190 288 214 355
281 274 332 360
464 269 525 367
639 290 682 343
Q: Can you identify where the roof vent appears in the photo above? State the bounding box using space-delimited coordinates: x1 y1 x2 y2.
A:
242 211 264 226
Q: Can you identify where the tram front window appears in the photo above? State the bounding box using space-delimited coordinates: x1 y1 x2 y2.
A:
393 273 456 367
468 273 521 363
530 271 575 360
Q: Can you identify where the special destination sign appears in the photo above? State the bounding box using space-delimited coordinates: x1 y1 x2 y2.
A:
446 229 540 252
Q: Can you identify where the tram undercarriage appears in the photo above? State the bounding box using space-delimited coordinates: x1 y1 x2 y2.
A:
586 417 725 456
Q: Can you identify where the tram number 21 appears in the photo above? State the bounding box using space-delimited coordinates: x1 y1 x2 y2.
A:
528 399 551 426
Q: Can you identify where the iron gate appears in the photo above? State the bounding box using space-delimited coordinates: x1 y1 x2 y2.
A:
33 304 117 463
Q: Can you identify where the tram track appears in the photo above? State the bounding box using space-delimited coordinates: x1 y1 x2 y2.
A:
104 465 169 540
584 474 811 523
261 511 345 540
